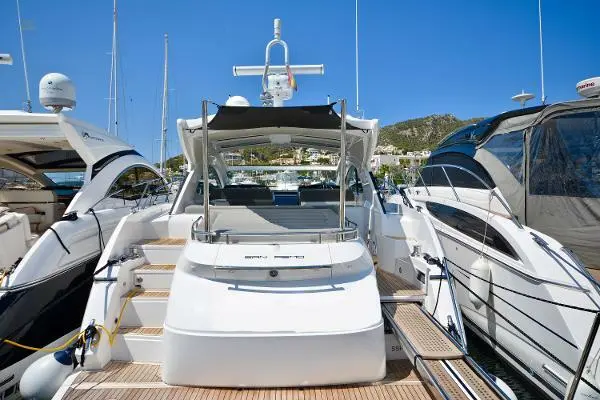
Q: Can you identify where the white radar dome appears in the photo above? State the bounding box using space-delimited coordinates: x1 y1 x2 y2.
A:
576 77 600 98
225 95 250 107
39 73 76 112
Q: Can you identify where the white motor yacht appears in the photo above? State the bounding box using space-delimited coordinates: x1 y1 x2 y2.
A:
22 19 513 400
394 84 600 399
0 74 168 399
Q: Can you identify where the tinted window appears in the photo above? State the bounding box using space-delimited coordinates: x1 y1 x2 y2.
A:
438 125 478 148
420 152 495 189
483 130 524 183
9 150 85 170
529 111 600 197
108 166 164 201
0 168 42 190
346 166 363 194
196 167 224 203
427 202 519 259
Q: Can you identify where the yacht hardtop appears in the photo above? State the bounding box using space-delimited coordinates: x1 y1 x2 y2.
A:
26 19 513 400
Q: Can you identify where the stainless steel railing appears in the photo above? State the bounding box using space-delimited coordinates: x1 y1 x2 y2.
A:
87 178 171 213
411 164 523 229
191 215 359 244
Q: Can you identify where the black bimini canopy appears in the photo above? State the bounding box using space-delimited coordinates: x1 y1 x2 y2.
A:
207 104 360 131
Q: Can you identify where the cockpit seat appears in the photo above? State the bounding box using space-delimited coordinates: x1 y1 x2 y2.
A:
0 190 66 233
222 185 274 206
0 207 30 268
298 187 355 206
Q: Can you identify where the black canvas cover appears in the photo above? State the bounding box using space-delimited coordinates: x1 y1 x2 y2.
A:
207 104 360 131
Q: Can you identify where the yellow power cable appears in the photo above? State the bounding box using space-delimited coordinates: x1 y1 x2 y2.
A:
3 330 84 353
2 288 141 351
95 288 140 345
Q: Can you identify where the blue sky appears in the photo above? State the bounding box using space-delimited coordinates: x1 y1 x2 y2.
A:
1 0 599 163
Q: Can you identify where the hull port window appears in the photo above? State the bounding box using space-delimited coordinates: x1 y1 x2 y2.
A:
426 201 519 260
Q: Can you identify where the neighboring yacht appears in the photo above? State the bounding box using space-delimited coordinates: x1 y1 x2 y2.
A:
0 74 168 399
396 79 600 400
427 79 600 272
22 19 511 400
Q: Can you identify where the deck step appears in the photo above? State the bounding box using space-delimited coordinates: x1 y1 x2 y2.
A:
377 268 425 303
120 290 170 327
132 238 186 265
133 264 176 290
382 303 463 360
112 327 163 363
139 238 187 246
422 359 503 400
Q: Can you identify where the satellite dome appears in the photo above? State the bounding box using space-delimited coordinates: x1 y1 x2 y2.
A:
225 95 250 107
39 73 76 112
576 77 600 99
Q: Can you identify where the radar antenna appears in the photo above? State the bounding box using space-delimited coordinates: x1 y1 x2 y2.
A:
512 90 535 108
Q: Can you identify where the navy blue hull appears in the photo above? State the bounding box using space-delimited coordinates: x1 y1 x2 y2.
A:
0 255 100 371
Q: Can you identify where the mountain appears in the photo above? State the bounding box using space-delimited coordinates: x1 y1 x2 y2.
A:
378 114 484 152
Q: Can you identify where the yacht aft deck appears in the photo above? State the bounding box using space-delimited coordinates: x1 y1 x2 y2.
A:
63 360 430 399
59 238 504 400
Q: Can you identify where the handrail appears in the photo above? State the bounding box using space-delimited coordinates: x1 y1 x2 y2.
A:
86 177 170 213
192 227 359 244
412 164 523 229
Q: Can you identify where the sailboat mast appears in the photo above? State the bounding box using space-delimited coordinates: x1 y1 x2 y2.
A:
16 0 31 113
160 33 169 176
113 0 119 136
355 0 360 116
107 0 118 135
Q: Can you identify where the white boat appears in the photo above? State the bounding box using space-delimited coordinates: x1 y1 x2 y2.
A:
22 18 513 400
395 84 600 399
273 170 299 191
0 75 168 399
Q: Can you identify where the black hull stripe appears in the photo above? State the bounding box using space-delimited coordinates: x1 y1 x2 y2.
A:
0 255 100 370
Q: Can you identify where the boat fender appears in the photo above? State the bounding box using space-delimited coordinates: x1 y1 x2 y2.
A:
490 374 517 400
469 257 490 309
19 348 76 400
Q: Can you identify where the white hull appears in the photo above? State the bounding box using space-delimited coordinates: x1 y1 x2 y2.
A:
406 185 600 400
